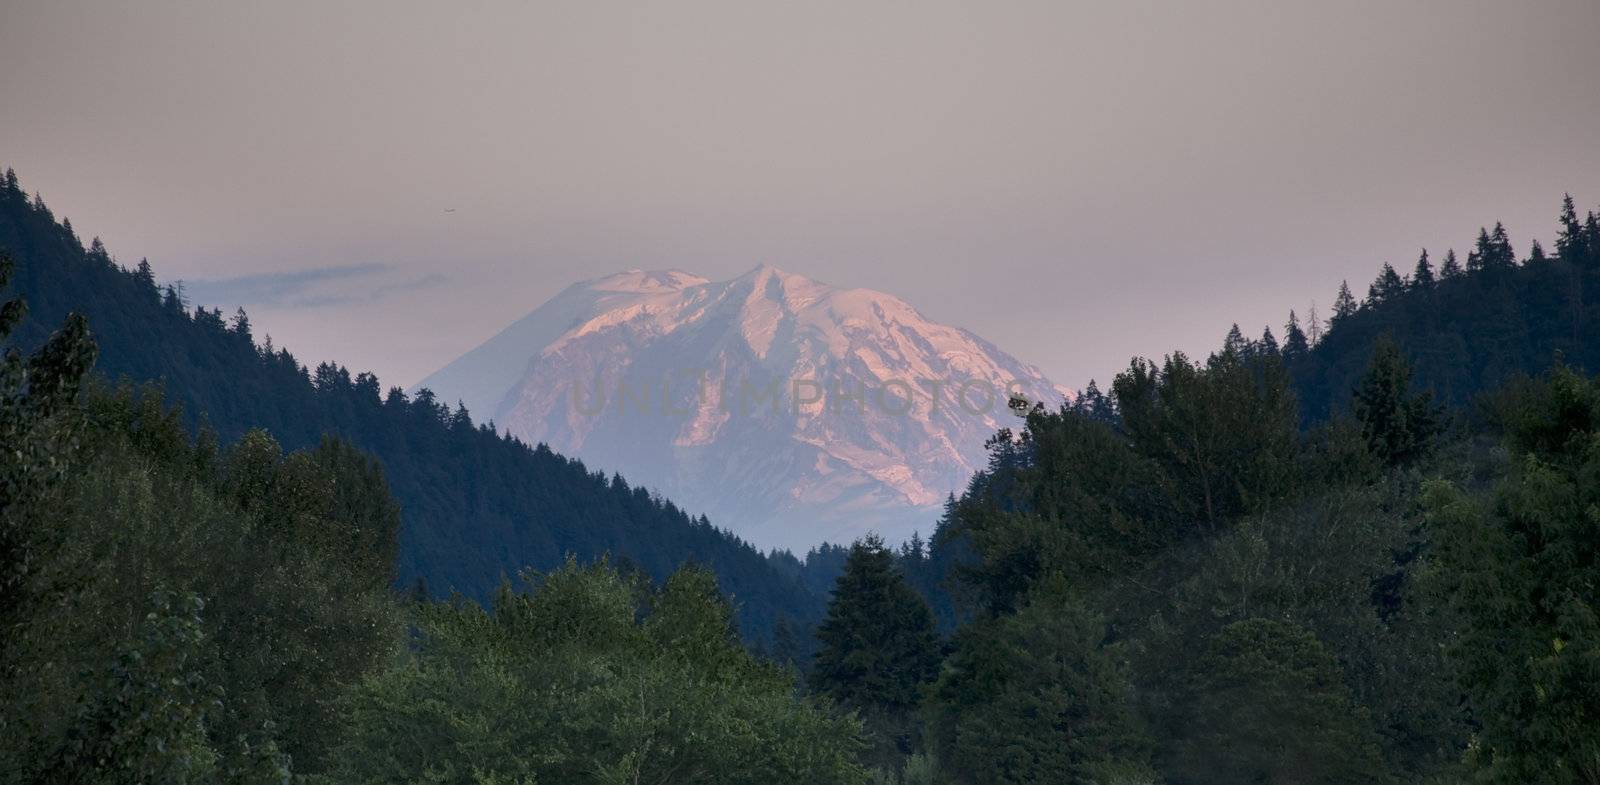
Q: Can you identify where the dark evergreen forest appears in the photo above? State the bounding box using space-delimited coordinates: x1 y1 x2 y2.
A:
0 168 820 642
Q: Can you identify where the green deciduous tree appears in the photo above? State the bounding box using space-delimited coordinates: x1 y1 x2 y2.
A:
927 574 1152 785
1171 618 1390 785
1427 367 1600 784
333 558 868 785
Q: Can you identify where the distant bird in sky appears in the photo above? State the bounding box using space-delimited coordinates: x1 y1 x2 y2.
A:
443 208 457 214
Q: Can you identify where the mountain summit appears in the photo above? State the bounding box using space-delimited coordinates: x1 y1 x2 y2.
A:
419 265 1069 549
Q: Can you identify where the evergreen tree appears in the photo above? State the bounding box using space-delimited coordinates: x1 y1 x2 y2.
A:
1332 280 1358 323
1410 249 1435 289
132 259 158 303
1070 379 1116 423
1439 248 1463 278
229 307 251 342
1258 326 1279 356
1283 311 1310 361
810 535 941 765
1351 336 1440 467
1222 323 1248 356
1467 229 1491 273
1556 194 1584 263
1527 238 1548 265
1488 221 1515 268
1368 262 1405 305
161 285 183 315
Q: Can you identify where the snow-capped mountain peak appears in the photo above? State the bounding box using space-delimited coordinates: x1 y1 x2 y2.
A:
418 266 1068 550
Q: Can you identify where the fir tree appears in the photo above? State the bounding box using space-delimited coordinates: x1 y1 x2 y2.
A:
810 535 941 764
1283 311 1310 361
1331 281 1358 323
1258 326 1280 356
1410 249 1435 289
1352 336 1440 467
1488 221 1515 268
229 307 252 342
1368 262 1405 305
133 259 157 297
1526 238 1547 265
1467 229 1490 273
1556 194 1583 263
1222 323 1249 356
1587 210 1600 262
1439 248 1463 279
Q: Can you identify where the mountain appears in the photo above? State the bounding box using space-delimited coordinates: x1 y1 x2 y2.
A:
0 167 818 641
420 264 1070 550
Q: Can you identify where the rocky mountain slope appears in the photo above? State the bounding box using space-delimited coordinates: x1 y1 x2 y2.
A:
420 264 1069 549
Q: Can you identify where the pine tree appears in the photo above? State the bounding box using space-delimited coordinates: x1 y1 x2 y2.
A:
1368 263 1405 305
810 535 941 764
1439 248 1463 279
1258 326 1279 356
1332 281 1358 324
1556 194 1584 263
1307 302 1322 345
1526 238 1547 265
133 259 157 298
229 307 252 342
1352 336 1440 467
1587 210 1600 264
1467 229 1491 273
1222 323 1249 356
1489 221 1515 268
1410 249 1435 289
1283 311 1310 361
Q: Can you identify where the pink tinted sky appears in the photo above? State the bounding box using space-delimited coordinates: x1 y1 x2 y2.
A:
2 0 1597 389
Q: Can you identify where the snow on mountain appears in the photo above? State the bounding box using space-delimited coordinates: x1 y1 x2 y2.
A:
417 264 1069 551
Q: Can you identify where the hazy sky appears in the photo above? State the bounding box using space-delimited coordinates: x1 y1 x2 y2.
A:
2 0 1597 390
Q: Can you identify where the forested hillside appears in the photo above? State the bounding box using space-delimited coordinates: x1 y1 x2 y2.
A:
818 195 1600 783
1291 200 1600 416
0 167 819 641
0 263 868 781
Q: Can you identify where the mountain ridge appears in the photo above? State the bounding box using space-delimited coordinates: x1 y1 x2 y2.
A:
421 263 1070 550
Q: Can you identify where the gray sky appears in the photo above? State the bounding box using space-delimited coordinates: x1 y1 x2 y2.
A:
3 0 1597 390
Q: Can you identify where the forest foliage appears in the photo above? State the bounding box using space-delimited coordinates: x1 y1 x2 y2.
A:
0 169 819 644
